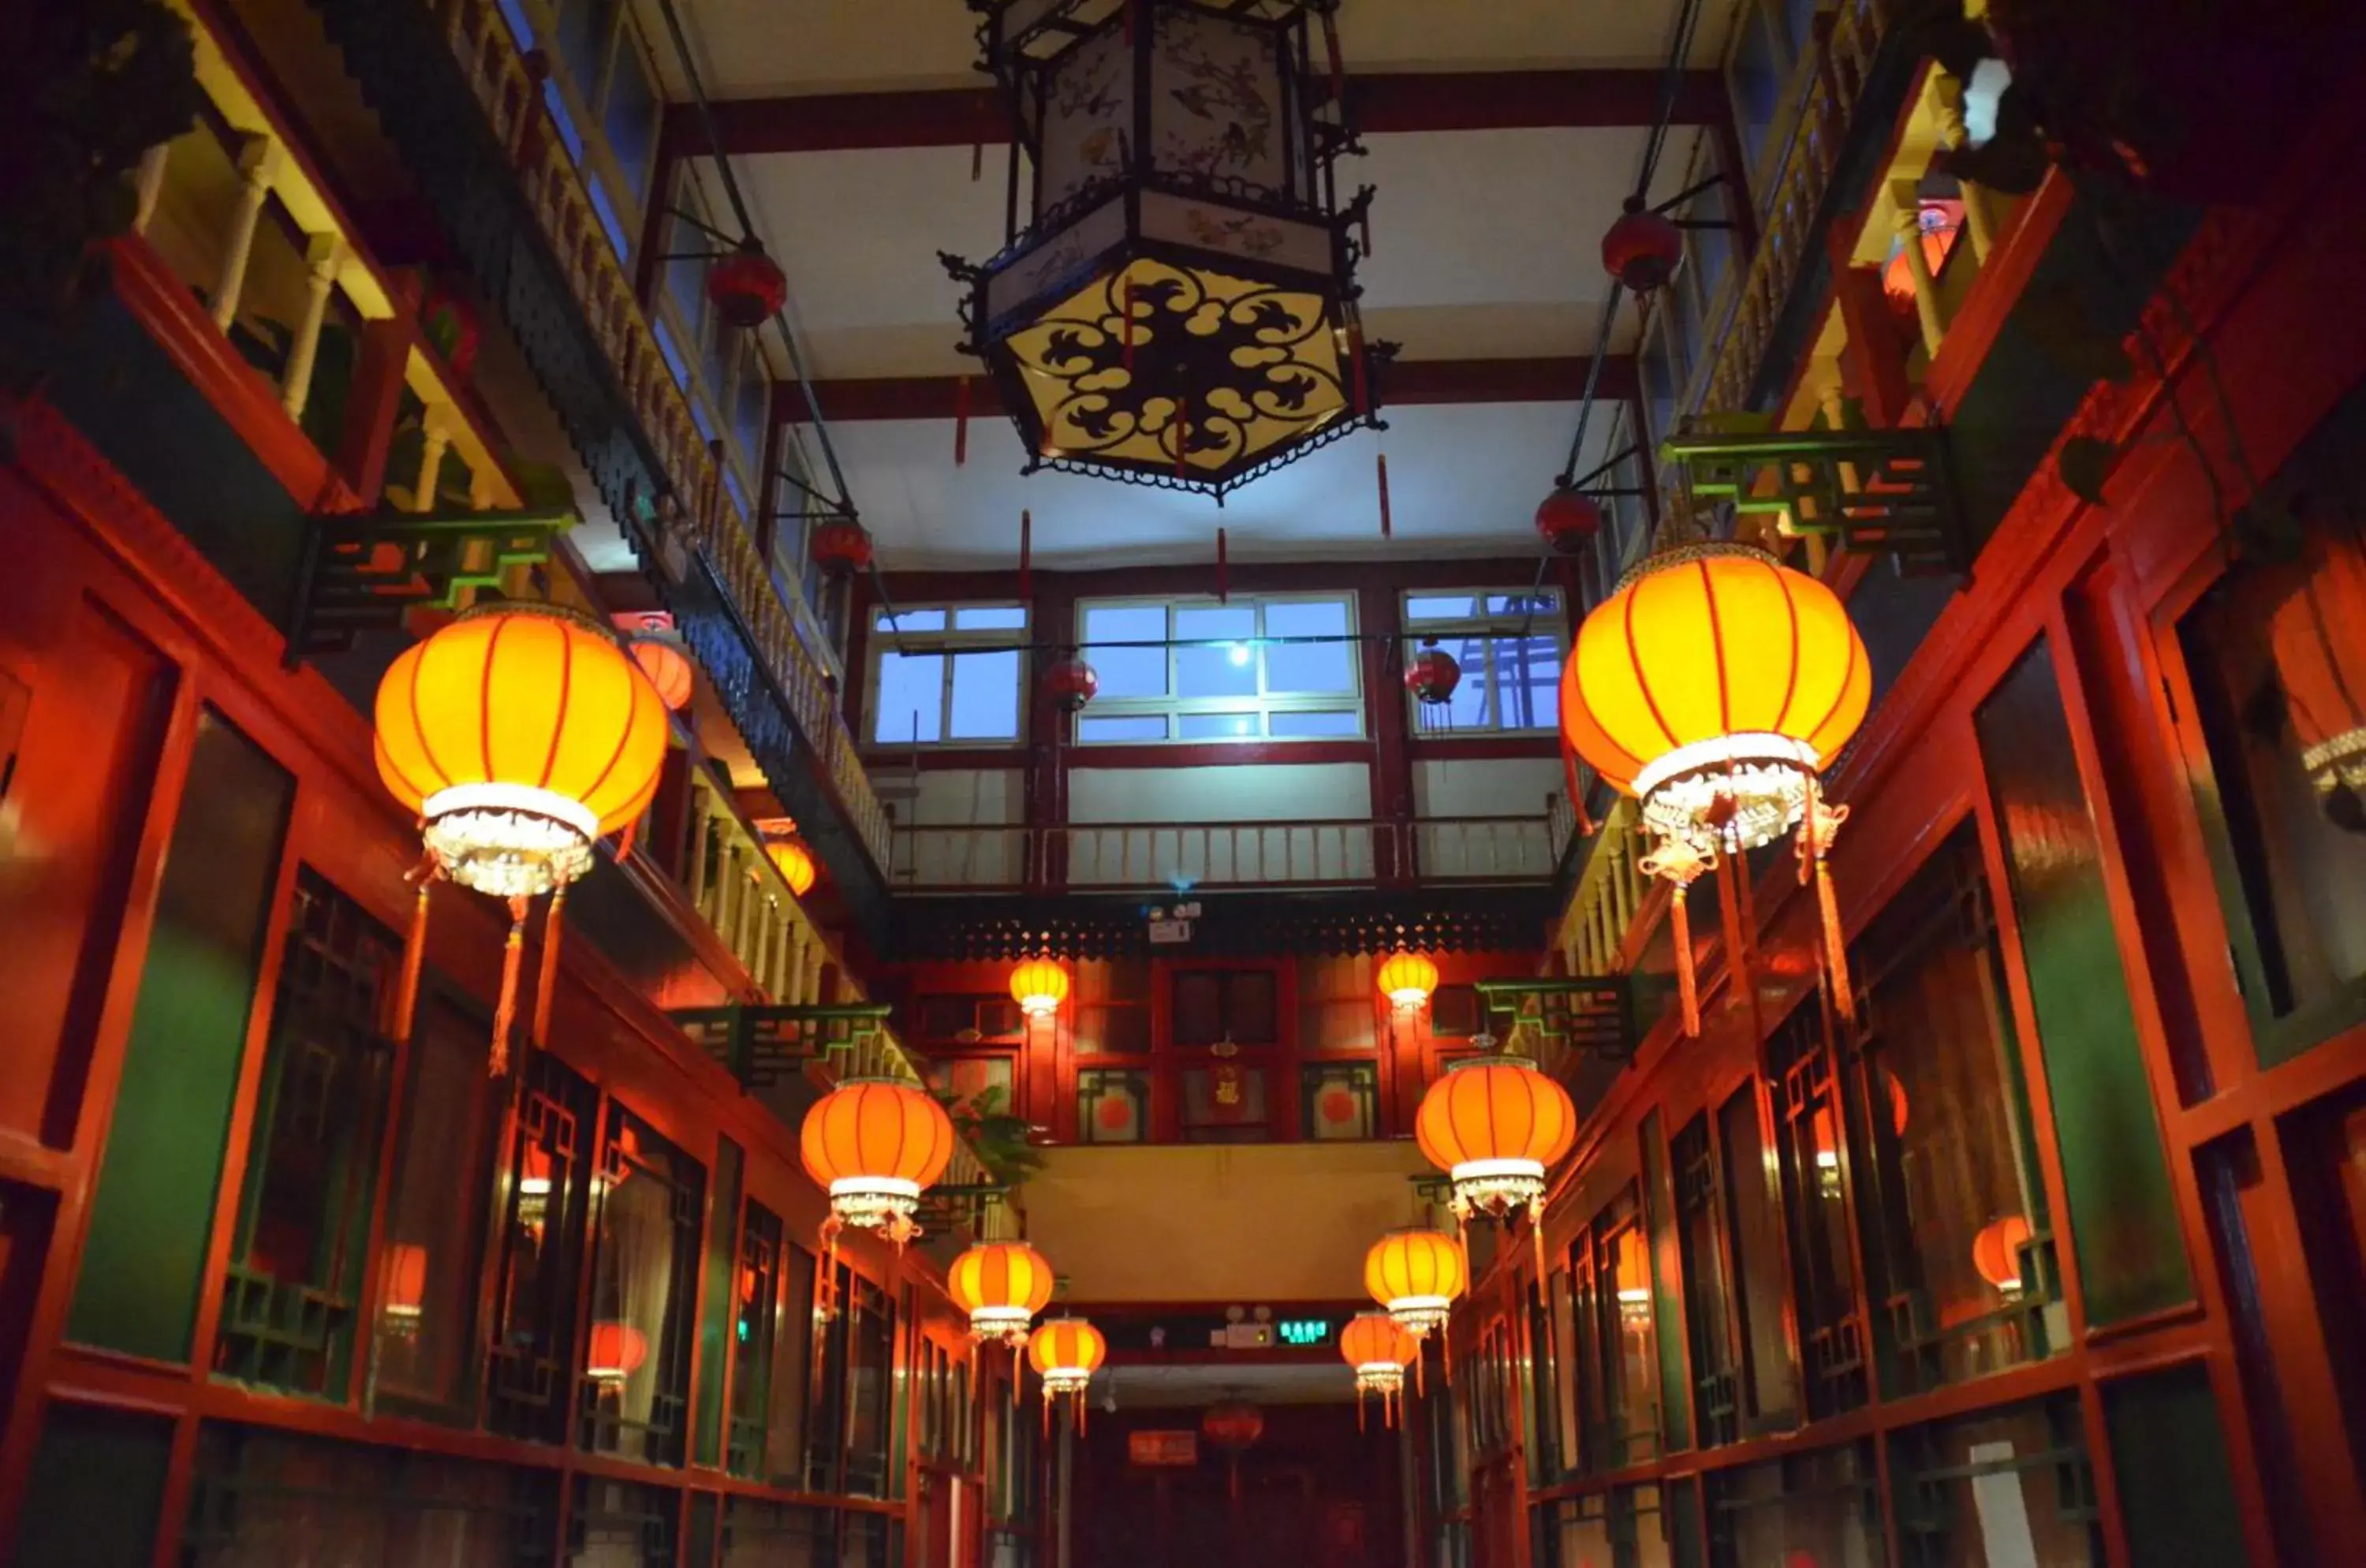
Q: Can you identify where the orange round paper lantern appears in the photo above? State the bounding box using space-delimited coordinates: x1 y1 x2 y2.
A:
766 834 819 897
2263 517 2366 827
1376 951 1439 1012
383 1243 428 1323
587 1320 648 1383
1340 1310 1418 1405
1972 1215 2034 1294
1613 1228 1651 1312
947 1240 1057 1346
1561 543 1871 1034
1364 1228 1467 1338
627 625 696 712
1414 1055 1577 1220
1028 1317 1106 1398
375 603 667 898
799 1077 957 1245
1010 958 1071 1018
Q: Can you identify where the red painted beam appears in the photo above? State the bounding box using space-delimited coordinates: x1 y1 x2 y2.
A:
667 69 1725 158
777 355 1636 424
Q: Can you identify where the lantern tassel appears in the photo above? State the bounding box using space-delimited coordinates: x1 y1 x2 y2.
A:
1670 883 1701 1038
1020 509 1033 603
532 883 567 1051
1800 782 1857 1024
1357 1388 1366 1432
490 896 530 1076
1715 850 1752 1030
1043 1391 1052 1443
1377 452 1392 538
390 861 436 1042
1216 528 1229 603
954 375 971 466
1415 1343 1424 1396
1532 1210 1547 1284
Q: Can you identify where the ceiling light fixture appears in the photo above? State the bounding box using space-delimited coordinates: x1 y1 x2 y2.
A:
944 0 1391 502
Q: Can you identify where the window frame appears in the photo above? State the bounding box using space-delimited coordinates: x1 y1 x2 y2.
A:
498 0 664 261
1073 592 1366 745
862 603 1034 750
1398 589 1569 736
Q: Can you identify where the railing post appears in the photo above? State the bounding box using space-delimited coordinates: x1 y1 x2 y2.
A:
411 412 453 513
133 143 171 235
1931 73 1998 264
1891 184 1949 357
209 135 277 333
281 234 342 420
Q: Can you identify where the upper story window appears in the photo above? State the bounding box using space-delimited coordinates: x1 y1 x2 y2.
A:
1401 591 1565 735
497 0 663 257
867 605 1030 748
1077 594 1363 743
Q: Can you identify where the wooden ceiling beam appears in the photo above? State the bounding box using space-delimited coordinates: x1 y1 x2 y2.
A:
774 354 1637 424
670 69 1725 158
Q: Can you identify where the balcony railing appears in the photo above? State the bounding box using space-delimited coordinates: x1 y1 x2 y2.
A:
310 0 891 892
890 814 1558 892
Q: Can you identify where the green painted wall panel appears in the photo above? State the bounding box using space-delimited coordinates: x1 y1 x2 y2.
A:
2105 1363 2250 1567
12 1402 172 1566
1976 641 2193 1326
694 1134 745 1469
68 711 293 1361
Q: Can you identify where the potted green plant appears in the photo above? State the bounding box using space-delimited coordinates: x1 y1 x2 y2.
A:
935 1084 1047 1190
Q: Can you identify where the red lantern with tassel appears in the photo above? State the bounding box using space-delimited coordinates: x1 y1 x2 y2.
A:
1404 644 1461 705
811 520 874 577
1601 207 1685 293
1044 654 1099 713
1560 543 1871 1037
373 603 668 1074
707 243 788 330
1536 488 1603 555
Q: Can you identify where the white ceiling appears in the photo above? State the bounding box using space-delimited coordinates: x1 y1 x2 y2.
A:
661 0 1704 99
1095 1360 1359 1409
656 0 1725 566
803 398 1622 568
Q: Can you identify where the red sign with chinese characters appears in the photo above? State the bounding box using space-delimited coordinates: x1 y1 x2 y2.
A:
1129 1430 1200 1467
1207 1061 1248 1122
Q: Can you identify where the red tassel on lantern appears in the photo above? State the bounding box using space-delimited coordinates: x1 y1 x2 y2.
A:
1798 778 1857 1024
954 375 971 467
1020 509 1033 603
491 896 529 1076
1215 528 1229 604
389 857 436 1043
532 884 567 1051
1377 453 1392 539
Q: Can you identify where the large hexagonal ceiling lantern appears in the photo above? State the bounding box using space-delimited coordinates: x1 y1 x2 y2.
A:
944 0 1391 502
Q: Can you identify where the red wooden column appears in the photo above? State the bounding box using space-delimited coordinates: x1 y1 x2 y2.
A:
1360 584 1413 886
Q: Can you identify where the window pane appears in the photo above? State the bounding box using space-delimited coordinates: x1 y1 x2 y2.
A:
765 1246 816 1490
885 609 947 633
1271 708 1360 737
1078 715 1166 743
218 871 397 1398
603 34 659 204
1718 1084 1799 1432
1487 592 1559 616
1262 599 1353 694
1176 606 1257 699
581 1107 703 1468
955 606 1028 630
487 1052 599 1445
372 991 500 1421
1406 595 1476 621
1493 635 1562 729
1177 711 1258 740
949 649 1021 741
873 651 943 745
1084 604 1168 697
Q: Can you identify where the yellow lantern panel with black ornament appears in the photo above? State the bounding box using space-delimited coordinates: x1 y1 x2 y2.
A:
1560 542 1872 1034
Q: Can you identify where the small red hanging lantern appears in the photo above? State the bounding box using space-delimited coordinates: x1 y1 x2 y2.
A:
1044 654 1099 713
1404 644 1461 705
586 1320 649 1383
1536 488 1603 554
707 242 788 330
1972 1215 2034 1294
1601 207 1684 293
1201 1400 1264 1451
811 520 874 577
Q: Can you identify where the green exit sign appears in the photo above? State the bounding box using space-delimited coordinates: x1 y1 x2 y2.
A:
1277 1318 1330 1346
